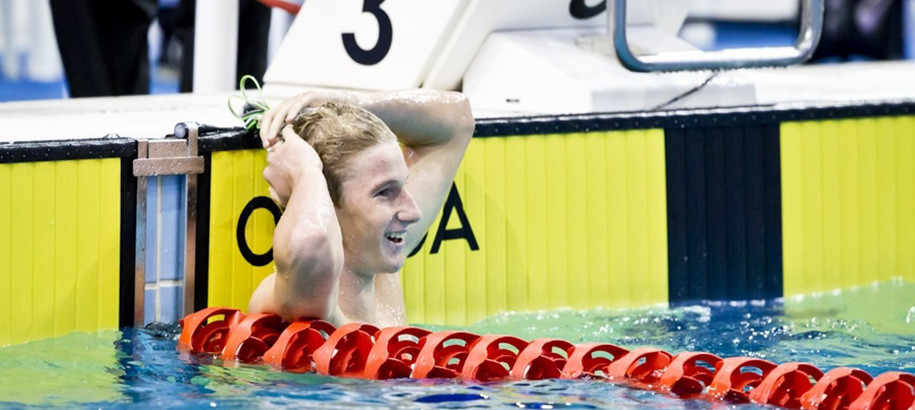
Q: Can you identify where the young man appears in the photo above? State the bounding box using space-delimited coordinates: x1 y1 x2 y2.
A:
249 89 474 327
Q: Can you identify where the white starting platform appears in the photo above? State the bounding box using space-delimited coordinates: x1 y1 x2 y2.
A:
2 0 915 139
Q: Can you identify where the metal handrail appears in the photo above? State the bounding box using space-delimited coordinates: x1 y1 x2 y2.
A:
609 0 824 72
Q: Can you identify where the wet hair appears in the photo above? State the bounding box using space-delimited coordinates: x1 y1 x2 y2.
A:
291 102 396 206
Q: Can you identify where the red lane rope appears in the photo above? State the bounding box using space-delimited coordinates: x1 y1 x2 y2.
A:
178 307 915 410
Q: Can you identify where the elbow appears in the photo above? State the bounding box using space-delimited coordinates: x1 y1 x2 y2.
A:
451 94 475 143
276 227 341 279
273 229 342 321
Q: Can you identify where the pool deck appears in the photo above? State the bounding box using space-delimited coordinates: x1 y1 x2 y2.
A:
1 60 914 143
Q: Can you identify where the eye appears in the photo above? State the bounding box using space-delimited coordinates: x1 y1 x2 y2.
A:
375 186 397 199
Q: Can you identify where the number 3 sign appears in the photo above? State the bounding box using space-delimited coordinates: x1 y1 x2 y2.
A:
265 0 467 90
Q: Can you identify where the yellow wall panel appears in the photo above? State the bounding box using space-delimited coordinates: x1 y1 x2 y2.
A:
54 161 79 336
566 133 589 310
0 164 10 345
483 138 507 318
208 153 233 308
626 133 650 306
781 116 915 296
875 119 897 283
524 137 548 309
403 130 669 325
644 130 669 304
780 122 804 295
585 134 609 309
836 121 860 289
820 121 841 291
858 119 879 286
801 121 824 292
77 160 101 332
207 150 274 311
895 117 915 279
0 159 121 346
232 154 255 308
33 163 56 340
545 136 570 309
606 132 631 307
11 163 35 342
463 137 490 322
205 131 668 327
98 163 120 328
504 137 529 313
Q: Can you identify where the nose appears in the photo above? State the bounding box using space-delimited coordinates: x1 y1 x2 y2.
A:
397 190 422 225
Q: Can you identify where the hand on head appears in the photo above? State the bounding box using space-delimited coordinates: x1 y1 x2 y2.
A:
262 126 323 209
260 90 357 208
259 90 359 149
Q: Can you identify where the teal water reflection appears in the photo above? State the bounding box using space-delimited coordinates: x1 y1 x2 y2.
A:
1 280 911 408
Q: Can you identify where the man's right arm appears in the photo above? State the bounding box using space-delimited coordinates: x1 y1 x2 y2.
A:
250 127 344 322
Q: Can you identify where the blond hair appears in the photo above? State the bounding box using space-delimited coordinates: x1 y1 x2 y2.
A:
291 102 396 206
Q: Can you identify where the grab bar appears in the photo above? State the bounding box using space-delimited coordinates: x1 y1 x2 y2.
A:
608 0 824 72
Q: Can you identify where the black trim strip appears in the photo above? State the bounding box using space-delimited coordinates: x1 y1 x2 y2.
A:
194 153 212 311
763 124 784 300
189 101 915 150
198 128 258 153
666 124 782 304
473 100 915 137
119 156 138 328
0 138 136 163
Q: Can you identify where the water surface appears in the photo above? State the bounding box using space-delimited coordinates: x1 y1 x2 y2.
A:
1 280 912 409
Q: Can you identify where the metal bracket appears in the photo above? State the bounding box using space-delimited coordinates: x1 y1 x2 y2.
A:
133 123 205 177
609 0 825 72
133 122 206 325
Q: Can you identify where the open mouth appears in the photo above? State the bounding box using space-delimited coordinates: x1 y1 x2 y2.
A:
385 232 406 244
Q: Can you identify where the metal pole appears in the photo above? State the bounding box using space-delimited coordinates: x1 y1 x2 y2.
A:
184 124 200 316
135 141 149 326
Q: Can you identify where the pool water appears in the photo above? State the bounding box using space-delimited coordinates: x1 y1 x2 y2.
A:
1 280 913 409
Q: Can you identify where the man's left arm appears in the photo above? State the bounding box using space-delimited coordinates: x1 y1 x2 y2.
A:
360 90 475 253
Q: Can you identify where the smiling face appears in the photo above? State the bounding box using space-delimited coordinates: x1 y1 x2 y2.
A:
335 140 422 275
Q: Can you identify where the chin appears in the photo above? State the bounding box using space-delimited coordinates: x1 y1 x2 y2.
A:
382 256 406 273
389 260 406 273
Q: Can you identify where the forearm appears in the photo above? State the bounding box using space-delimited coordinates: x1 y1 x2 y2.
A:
357 90 475 148
272 170 343 320
261 89 474 150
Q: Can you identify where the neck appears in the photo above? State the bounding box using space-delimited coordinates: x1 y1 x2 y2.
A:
337 265 376 324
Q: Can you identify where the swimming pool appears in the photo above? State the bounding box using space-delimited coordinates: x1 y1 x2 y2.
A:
1 279 911 408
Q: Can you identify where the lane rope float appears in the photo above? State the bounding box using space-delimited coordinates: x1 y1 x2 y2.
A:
178 307 915 410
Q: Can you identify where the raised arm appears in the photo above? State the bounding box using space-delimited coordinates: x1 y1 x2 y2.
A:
361 91 474 252
249 126 344 322
260 89 475 252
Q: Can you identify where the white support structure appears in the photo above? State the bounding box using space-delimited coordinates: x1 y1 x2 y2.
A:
453 0 757 114
462 28 755 115
193 0 239 93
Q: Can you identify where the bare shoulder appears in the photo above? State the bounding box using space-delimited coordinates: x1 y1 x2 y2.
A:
249 273 278 314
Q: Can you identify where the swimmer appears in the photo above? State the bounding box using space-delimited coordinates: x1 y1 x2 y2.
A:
249 90 474 328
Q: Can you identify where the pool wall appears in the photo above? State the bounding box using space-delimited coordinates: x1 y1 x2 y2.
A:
198 101 915 325
0 139 137 346
781 116 915 294
2 100 915 345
